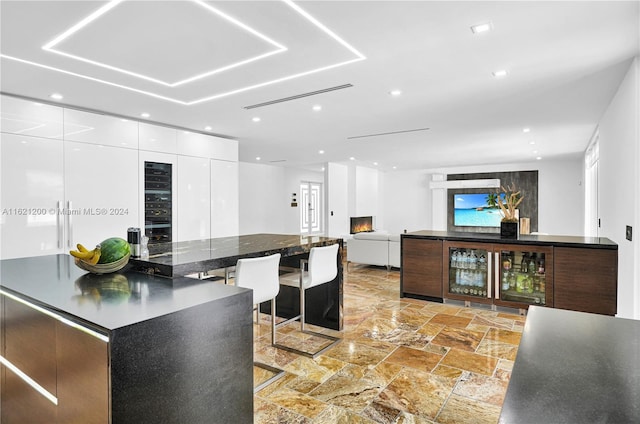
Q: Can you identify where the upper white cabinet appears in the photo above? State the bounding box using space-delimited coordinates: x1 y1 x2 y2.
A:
211 137 239 162
176 131 237 161
1 95 63 139
64 141 139 248
0 133 64 259
177 156 211 242
211 159 239 238
63 109 138 149
139 123 177 154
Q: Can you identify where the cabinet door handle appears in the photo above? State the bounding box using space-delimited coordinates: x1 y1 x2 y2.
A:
57 200 63 249
67 200 73 248
495 252 500 299
487 250 492 298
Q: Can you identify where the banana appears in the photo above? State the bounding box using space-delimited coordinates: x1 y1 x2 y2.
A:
84 246 101 265
70 249 94 259
77 243 89 253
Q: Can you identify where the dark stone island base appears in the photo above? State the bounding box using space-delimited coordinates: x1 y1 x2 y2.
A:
1 255 253 424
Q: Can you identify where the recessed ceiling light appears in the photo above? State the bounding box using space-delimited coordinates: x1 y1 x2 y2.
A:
256 157 261 161
470 22 493 34
349 157 355 161
49 93 63 100
140 112 150 118
373 162 379 166
533 150 538 154
390 89 402 96
252 117 261 122
204 126 212 131
321 167 326 171
392 166 397 170
492 70 508 78
529 141 536 145
536 156 542 161
33 102 43 106
318 150 325 154
312 105 322 111
523 128 531 133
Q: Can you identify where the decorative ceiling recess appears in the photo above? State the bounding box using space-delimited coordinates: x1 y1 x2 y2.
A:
0 0 366 105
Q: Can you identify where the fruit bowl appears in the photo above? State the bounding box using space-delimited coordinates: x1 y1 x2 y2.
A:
74 253 130 274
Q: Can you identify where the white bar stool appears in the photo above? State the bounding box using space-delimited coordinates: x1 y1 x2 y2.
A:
275 244 341 358
234 253 285 392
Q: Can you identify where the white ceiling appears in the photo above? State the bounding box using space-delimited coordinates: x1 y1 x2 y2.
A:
1 1 639 172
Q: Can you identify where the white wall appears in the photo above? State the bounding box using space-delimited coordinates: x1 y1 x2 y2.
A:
381 170 433 234
354 166 381 228
238 162 323 235
238 162 287 235
381 158 585 236
327 163 349 237
597 57 639 319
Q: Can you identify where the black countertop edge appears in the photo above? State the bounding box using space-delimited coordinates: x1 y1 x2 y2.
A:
402 230 617 249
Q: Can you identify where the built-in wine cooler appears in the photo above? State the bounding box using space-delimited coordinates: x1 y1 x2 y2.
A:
144 161 172 244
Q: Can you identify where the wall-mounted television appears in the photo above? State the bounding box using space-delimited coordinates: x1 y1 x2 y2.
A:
453 193 505 227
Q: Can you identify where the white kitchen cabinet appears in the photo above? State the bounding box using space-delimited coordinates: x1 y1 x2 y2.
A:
1 95 63 139
176 130 238 162
64 141 139 248
211 159 239 237
177 156 210 241
211 137 238 162
0 133 64 259
139 122 176 154
63 109 138 149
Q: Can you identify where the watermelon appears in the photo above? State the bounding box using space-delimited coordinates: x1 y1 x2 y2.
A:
97 237 131 264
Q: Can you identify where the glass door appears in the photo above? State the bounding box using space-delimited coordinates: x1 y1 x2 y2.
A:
496 247 551 307
144 161 172 244
444 242 491 303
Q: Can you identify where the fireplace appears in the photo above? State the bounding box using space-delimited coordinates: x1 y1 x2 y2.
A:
350 216 374 234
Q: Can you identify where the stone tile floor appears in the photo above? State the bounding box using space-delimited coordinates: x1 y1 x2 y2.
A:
253 264 525 423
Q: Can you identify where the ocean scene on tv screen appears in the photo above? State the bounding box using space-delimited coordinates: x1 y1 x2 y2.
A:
454 193 504 227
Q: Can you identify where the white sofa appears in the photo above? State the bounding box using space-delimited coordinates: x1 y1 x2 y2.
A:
347 231 400 270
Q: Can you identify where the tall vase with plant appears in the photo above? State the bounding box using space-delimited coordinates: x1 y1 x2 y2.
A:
497 183 524 238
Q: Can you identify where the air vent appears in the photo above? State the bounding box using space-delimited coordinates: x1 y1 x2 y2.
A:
243 84 353 109
269 159 287 163
347 127 430 140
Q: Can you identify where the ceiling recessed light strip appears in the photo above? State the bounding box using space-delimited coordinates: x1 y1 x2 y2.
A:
6 1 365 105
347 127 430 140
42 0 287 87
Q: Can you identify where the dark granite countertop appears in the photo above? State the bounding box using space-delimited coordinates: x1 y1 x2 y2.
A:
0 254 248 332
402 230 617 249
499 306 640 423
130 233 343 277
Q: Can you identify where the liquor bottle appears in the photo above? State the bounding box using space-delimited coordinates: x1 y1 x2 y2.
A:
528 253 537 274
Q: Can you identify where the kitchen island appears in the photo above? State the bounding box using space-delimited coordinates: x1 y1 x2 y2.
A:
130 233 344 330
0 254 253 423
499 306 640 423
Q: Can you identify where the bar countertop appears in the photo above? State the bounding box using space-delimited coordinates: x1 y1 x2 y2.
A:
0 254 248 332
499 306 640 423
403 230 617 249
130 233 343 277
